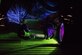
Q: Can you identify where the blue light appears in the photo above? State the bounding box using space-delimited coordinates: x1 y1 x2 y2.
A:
7 6 27 24
7 2 57 23
39 10 57 19
48 27 56 37
30 2 57 19
47 1 57 7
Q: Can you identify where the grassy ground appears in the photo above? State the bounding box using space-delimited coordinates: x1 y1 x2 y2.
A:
0 30 60 55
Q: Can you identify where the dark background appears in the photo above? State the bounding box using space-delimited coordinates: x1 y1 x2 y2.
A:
0 0 81 46
0 0 81 54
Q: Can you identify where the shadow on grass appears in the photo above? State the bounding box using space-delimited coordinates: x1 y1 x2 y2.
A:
0 37 21 43
0 27 21 43
28 44 59 49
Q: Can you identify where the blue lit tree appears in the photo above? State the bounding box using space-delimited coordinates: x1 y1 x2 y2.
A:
7 1 57 23
7 5 27 24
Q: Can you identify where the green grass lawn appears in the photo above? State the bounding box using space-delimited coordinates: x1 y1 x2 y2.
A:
0 30 58 55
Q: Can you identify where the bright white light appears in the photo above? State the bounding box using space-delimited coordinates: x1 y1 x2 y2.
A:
67 15 72 17
64 18 70 21
35 34 45 37
0 25 5 27
60 15 64 17
0 18 4 20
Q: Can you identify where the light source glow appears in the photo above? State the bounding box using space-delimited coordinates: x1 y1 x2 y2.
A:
47 1 57 7
35 34 45 37
7 2 57 22
7 5 27 24
31 2 57 19
59 23 64 42
48 27 56 37
39 10 57 19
